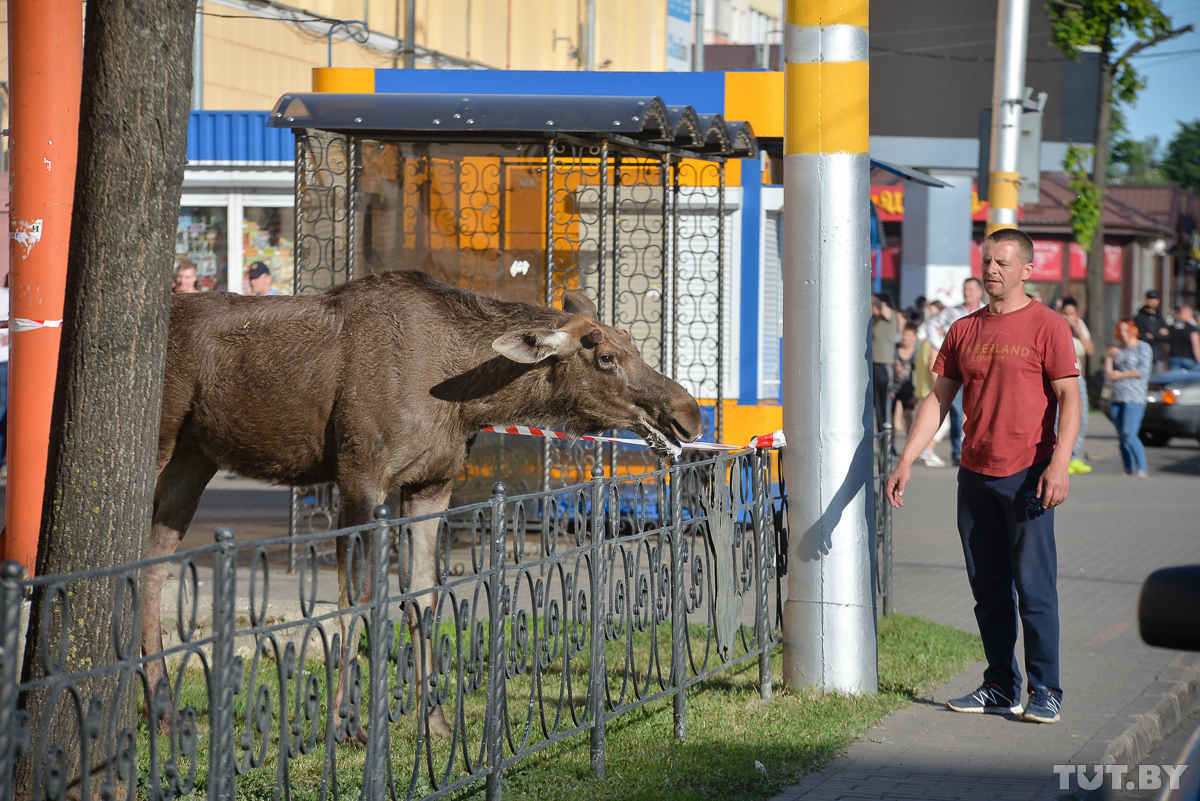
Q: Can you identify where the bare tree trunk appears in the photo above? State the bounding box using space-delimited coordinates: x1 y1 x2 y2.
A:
1084 60 1115 391
16 1 195 797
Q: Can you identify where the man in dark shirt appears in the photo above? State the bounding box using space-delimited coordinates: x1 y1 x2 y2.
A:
1134 290 1170 371
1168 304 1200 372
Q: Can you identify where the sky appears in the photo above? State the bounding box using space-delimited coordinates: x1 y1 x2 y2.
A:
1117 0 1200 148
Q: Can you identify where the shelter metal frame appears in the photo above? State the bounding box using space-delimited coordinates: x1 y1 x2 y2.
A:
273 94 756 561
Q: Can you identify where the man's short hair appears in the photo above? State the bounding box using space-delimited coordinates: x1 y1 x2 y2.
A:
963 277 984 291
985 228 1034 266
1060 296 1078 311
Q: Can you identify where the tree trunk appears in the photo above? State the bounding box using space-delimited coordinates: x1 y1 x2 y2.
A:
1084 59 1115 395
16 2 195 798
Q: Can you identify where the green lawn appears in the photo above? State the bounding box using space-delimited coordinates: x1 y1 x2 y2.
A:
137 613 981 801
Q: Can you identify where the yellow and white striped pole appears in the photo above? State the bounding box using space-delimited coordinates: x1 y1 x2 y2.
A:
781 0 878 694
985 0 1029 235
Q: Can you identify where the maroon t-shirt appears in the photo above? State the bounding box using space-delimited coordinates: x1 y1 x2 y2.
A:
933 301 1079 477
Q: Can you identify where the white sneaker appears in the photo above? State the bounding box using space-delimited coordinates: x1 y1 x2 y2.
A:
921 450 945 467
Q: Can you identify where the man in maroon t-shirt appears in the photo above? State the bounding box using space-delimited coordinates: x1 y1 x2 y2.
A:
886 228 1081 725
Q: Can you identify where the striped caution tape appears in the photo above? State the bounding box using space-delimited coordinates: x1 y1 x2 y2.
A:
480 425 786 452
8 318 64 332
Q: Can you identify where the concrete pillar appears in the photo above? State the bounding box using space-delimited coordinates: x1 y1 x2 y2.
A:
899 172 973 308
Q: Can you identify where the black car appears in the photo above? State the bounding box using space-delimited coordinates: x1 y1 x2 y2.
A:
1100 370 1200 447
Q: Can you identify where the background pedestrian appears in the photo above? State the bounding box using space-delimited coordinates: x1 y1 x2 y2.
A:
247 261 279 296
1167 304 1200 371
1134 290 1170 373
1058 297 1092 474
172 261 199 294
920 278 985 466
1105 318 1153 478
872 292 899 433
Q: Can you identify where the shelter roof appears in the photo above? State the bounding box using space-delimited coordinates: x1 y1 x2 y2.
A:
268 93 757 158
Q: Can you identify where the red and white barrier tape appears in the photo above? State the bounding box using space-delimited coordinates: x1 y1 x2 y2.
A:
480 425 786 452
8 318 63 333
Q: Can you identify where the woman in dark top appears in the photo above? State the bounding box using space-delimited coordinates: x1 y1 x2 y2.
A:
892 323 919 433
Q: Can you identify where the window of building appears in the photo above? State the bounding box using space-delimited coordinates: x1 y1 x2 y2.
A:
177 207 228 291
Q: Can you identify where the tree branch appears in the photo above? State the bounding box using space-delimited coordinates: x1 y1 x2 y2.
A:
1117 23 1196 64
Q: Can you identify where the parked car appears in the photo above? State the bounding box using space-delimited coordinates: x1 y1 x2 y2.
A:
1138 565 1200 801
1100 370 1200 447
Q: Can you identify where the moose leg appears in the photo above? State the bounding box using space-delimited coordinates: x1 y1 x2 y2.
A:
401 483 454 739
332 485 384 745
145 445 218 730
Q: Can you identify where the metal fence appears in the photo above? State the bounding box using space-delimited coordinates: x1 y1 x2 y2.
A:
873 426 896 617
0 449 784 801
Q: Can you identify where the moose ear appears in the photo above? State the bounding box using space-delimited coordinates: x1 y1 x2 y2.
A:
492 328 575 364
561 290 599 319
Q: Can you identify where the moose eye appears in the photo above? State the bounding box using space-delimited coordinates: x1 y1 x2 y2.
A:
598 354 616 366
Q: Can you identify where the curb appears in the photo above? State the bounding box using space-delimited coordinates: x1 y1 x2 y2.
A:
1066 651 1200 799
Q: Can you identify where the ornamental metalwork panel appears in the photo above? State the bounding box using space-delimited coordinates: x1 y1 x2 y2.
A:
288 131 732 517
0 450 784 801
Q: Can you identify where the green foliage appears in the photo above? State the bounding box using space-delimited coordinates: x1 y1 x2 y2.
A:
1162 119 1200 192
1109 109 1163 184
1064 145 1104 251
1048 1 1172 78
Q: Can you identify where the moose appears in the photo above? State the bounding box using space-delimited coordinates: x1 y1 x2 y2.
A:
149 269 704 740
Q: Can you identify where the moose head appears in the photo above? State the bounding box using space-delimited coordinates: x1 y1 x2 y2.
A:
491 290 705 457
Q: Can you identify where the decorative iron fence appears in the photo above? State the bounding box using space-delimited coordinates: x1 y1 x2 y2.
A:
0 448 784 801
873 426 896 617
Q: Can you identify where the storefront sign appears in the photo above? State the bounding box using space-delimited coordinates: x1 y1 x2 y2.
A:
870 184 993 223
1031 239 1063 281
1069 242 1123 283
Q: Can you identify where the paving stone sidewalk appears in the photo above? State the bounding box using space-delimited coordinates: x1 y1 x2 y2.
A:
771 415 1200 801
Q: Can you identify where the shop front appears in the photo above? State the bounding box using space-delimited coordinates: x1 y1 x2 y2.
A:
179 111 295 295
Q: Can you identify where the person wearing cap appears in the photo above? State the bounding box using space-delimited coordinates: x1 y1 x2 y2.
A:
247 261 278 296
1134 290 1170 372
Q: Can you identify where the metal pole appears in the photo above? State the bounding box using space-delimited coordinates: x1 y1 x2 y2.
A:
587 465 608 777
693 0 705 71
192 2 204 110
585 0 596 71
485 482 508 800
4 0 82 574
780 0 878 694
404 0 417 68
365 506 392 801
753 452 772 701
210 528 238 800
716 163 725 442
985 0 1029 236
0 562 23 799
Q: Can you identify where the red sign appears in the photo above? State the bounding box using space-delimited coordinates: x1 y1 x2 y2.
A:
1068 242 1123 283
1031 240 1064 281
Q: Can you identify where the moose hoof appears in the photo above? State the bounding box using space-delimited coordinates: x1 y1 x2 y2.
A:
427 706 452 739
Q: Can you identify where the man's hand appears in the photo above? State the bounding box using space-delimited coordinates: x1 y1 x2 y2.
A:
885 463 911 509
1037 463 1070 509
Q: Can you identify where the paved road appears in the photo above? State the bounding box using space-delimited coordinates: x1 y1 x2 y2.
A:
773 414 1200 801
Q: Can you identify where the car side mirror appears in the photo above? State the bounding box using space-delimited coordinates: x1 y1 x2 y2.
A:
1138 565 1200 651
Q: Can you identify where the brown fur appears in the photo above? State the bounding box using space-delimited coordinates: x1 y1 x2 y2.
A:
148 270 703 738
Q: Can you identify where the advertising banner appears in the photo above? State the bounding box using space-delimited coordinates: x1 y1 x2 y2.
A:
667 0 692 72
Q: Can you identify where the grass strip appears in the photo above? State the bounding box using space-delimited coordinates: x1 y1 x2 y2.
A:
485 612 983 801
135 612 980 800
